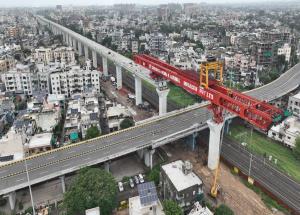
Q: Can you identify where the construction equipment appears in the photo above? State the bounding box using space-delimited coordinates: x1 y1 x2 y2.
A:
134 54 288 198
134 54 286 131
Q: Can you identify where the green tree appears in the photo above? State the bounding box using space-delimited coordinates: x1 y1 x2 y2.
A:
86 32 93 40
215 204 234 215
163 200 183 215
146 165 160 185
120 118 135 129
63 168 117 215
85 126 101 140
293 137 300 160
24 206 34 214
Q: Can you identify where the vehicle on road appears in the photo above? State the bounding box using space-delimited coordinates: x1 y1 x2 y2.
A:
138 174 144 183
129 178 134 188
134 175 139 184
118 182 124 192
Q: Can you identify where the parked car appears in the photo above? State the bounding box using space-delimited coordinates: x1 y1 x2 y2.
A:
134 175 139 184
129 178 134 188
118 182 124 192
138 174 144 183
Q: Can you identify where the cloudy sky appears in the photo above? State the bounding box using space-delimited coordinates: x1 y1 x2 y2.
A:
0 0 276 7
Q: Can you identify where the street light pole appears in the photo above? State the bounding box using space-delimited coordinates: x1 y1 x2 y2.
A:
248 153 253 177
21 127 36 215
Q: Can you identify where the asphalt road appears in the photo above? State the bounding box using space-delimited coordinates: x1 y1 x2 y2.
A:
0 105 211 195
222 139 300 213
1 17 300 213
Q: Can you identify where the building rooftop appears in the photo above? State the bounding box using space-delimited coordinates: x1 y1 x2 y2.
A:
291 92 300 100
129 196 165 215
85 207 100 215
162 160 202 192
27 133 52 149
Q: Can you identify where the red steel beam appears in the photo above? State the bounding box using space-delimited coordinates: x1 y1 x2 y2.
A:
134 54 283 131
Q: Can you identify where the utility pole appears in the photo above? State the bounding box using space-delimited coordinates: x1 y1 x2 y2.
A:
21 127 36 215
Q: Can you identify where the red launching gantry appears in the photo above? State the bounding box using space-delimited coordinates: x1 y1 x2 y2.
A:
134 54 285 131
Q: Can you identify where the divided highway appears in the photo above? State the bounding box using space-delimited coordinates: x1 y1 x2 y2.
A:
0 16 300 213
0 105 211 195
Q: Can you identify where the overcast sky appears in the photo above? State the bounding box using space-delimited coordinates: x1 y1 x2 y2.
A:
0 0 278 7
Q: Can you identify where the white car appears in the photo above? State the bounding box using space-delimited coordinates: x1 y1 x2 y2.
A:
118 182 124 192
129 178 134 188
138 174 144 183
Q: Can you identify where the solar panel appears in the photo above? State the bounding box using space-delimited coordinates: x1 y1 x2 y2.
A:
138 181 158 206
0 155 14 162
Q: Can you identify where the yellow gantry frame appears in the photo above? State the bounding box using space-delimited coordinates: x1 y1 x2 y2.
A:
200 61 224 89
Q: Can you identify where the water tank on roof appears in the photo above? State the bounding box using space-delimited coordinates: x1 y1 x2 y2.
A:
183 160 193 175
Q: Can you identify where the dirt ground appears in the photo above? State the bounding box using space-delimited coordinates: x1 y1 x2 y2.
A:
162 141 277 215
101 80 155 121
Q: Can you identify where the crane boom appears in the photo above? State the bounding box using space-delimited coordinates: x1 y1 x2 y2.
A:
134 54 285 131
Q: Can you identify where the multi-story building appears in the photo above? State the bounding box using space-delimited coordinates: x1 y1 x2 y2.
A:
0 55 15 72
6 26 19 38
288 92 300 118
261 30 290 43
278 43 291 62
252 41 279 66
64 91 100 142
160 160 203 211
131 40 139 53
268 116 300 148
33 47 52 64
33 46 75 65
50 60 100 97
149 32 167 55
1 64 37 95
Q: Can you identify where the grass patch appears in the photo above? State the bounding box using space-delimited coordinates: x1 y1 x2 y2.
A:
142 79 156 91
167 83 198 108
243 181 290 214
227 124 300 183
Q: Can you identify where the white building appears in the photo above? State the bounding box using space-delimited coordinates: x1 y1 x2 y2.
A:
26 132 52 155
132 40 139 53
268 116 300 148
33 46 75 65
129 182 165 215
188 202 213 215
160 160 203 210
50 60 100 97
288 92 300 118
106 104 132 132
1 64 36 95
64 92 100 142
278 43 291 62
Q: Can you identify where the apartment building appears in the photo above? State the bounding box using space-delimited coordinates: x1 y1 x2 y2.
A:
0 55 15 72
33 46 75 65
50 60 100 97
288 92 300 118
252 41 279 66
1 64 37 95
149 32 167 55
278 43 291 62
64 92 100 142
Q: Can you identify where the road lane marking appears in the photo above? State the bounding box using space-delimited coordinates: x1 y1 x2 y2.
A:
47 155 56 160
39 171 49 175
